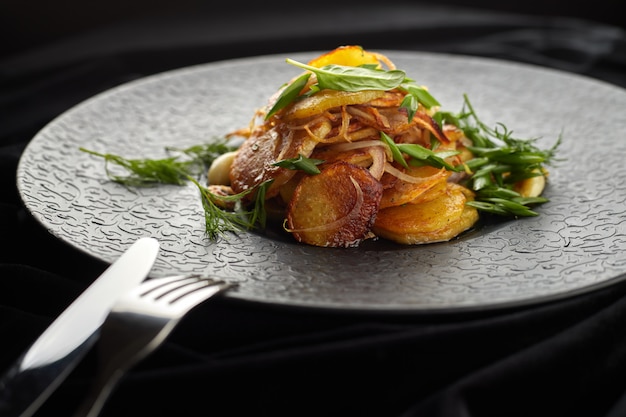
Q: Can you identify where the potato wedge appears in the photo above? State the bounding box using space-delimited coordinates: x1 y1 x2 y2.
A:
286 161 383 247
373 183 479 244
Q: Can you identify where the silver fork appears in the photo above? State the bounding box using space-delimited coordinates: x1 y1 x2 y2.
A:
71 274 234 417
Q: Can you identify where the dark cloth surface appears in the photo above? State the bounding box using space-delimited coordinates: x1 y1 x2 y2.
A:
2 2 626 416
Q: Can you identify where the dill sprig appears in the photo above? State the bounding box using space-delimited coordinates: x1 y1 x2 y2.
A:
165 142 238 166
80 141 237 187
80 148 194 186
80 141 269 239
188 177 273 240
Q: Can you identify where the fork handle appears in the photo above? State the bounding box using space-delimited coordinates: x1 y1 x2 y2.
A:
72 314 177 417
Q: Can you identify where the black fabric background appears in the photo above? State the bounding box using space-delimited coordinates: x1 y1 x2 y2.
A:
1 1 626 416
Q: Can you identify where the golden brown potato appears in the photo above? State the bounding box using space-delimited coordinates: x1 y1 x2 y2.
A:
230 125 317 202
311 146 374 169
379 165 450 209
513 172 547 198
372 183 479 244
286 161 383 247
283 90 385 120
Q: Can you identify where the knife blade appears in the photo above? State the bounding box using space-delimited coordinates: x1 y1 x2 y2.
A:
0 237 160 417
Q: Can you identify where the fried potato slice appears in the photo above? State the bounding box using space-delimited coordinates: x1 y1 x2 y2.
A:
372 183 479 244
379 165 450 209
230 125 317 202
312 146 373 168
286 161 383 247
283 89 385 120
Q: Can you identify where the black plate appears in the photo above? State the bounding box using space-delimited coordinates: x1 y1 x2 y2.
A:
17 50 626 313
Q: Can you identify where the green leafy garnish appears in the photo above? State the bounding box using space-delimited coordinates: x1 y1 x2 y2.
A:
79 150 192 186
272 154 325 175
190 177 273 239
398 144 459 171
380 132 408 168
80 141 237 186
265 72 311 119
439 94 562 217
286 59 407 92
166 142 239 166
80 142 269 239
398 83 441 120
380 132 459 171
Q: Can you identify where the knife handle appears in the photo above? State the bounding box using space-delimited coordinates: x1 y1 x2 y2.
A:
0 333 98 417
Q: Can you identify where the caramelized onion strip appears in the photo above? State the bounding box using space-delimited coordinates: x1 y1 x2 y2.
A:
368 146 387 180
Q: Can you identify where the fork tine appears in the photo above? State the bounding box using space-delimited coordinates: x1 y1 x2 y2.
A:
142 275 206 297
134 274 191 294
111 275 234 319
145 274 228 295
168 280 233 311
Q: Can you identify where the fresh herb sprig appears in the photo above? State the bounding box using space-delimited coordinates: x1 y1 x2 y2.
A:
380 132 459 171
166 142 239 166
272 154 325 174
80 148 194 186
435 94 562 217
397 83 440 121
80 141 269 239
189 177 272 239
80 141 237 186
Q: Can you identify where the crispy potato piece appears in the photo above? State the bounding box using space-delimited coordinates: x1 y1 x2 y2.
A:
286 161 383 247
408 179 448 205
206 184 236 210
379 166 450 209
278 171 305 205
312 146 373 168
373 183 479 244
283 90 385 120
230 125 317 202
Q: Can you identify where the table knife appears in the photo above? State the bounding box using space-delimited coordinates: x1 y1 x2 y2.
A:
0 237 160 417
